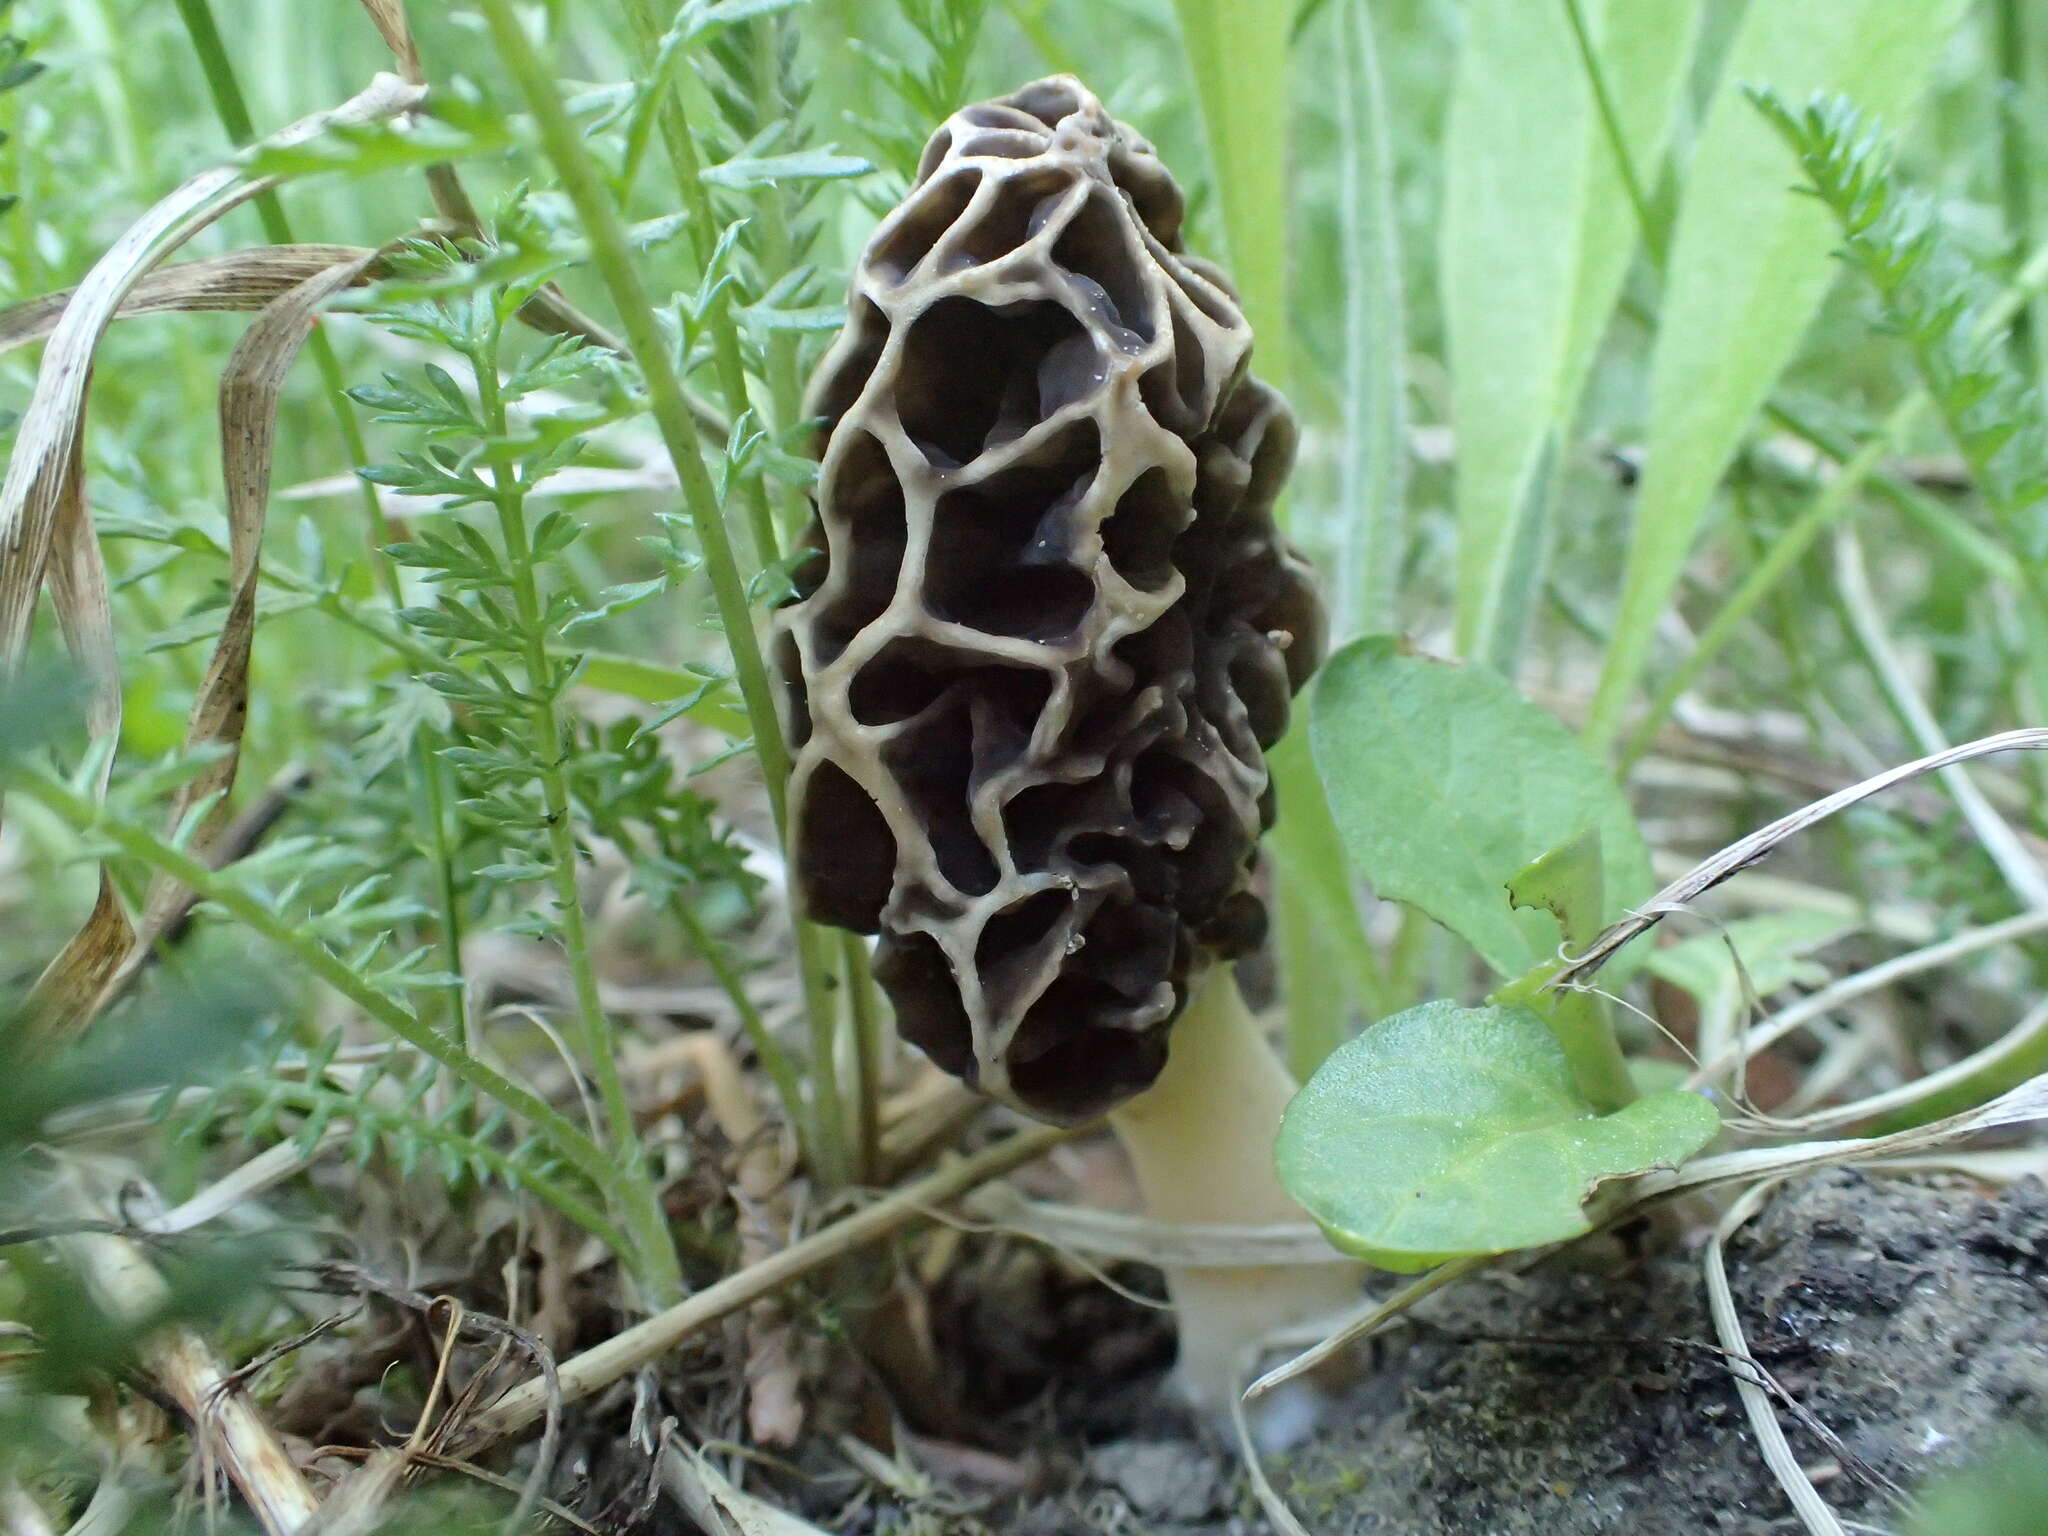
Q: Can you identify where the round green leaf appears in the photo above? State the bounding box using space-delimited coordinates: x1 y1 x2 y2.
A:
1276 1001 1720 1272
1309 637 1652 978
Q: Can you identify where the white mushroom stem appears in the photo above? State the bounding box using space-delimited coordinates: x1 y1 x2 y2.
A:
1107 963 1364 1410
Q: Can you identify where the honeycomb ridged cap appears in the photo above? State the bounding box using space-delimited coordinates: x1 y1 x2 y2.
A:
776 75 1324 1124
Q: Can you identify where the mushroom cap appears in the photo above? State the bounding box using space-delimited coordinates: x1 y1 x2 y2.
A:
777 76 1324 1124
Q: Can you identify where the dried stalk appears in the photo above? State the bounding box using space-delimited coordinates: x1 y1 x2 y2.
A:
460 1126 1069 1449
54 1176 318 1535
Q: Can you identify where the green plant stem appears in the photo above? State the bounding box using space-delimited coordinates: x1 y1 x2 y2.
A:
722 17 872 1184
1997 0 2045 388
407 740 468 1036
471 313 682 1305
1385 903 1431 1006
798 922 850 1187
479 0 852 1187
618 0 783 575
72 0 142 184
479 0 787 834
1495 962 1636 1113
1853 297 2048 721
998 0 1080 76
172 0 470 1029
618 0 857 1182
1618 393 1926 773
6 760 615 1192
1559 0 1666 266
1763 402 2020 585
311 590 755 739
1831 525 2048 914
747 16 810 520
843 932 883 1183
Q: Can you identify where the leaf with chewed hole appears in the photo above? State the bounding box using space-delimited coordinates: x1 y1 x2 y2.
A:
1277 1001 1720 1272
1507 823 1604 951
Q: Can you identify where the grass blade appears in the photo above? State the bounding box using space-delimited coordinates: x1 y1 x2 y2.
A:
1584 0 1968 750
1174 0 1383 1063
1444 0 1592 667
0 246 376 354
1329 0 1407 639
1996 0 2048 395
1170 0 1292 391
1447 0 1699 672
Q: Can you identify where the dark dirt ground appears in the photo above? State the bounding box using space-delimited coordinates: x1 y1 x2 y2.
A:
889 1168 2048 1535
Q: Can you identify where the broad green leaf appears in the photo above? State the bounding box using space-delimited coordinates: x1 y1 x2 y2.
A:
1171 0 1292 392
1447 0 1700 669
1276 1001 1721 1272
1310 636 1652 977
1586 0 1970 747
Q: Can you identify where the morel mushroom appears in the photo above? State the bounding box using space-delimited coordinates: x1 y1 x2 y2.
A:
779 75 1357 1404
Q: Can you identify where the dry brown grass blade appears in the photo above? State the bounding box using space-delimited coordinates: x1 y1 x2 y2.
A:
26 254 386 1047
353 0 423 82
349 0 627 359
1554 727 2048 985
0 246 376 357
23 438 134 1040
0 72 422 671
135 253 385 941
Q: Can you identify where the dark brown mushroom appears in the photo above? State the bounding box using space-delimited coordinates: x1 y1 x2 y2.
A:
778 74 1324 1127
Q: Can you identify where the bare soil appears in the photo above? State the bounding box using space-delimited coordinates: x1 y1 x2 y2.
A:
842 1169 2048 1534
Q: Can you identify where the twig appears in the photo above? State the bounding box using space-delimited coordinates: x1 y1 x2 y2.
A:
459 1125 1072 1449
142 1126 348 1236
294 1263 562 1528
1635 1070 2048 1203
660 1443 834 1535
54 1173 319 1535
301 1448 600 1534
1244 1254 1495 1399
